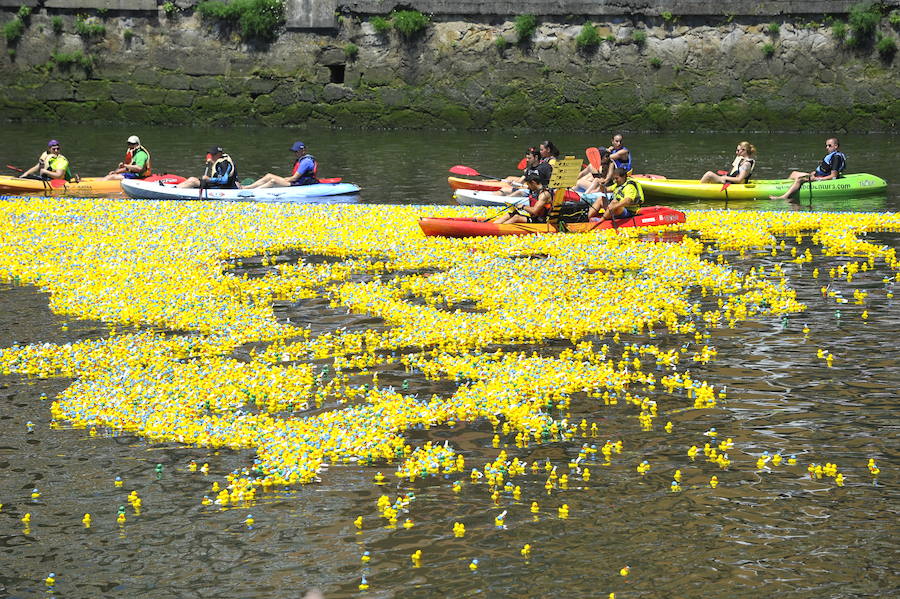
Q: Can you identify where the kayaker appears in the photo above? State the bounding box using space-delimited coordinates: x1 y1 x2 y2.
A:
495 173 551 224
575 147 613 193
177 146 238 189
243 141 318 189
103 135 152 180
20 139 74 181
769 137 846 200
587 167 644 221
499 147 551 195
608 133 633 174
699 141 756 184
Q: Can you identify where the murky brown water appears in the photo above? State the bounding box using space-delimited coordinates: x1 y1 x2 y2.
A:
0 126 898 599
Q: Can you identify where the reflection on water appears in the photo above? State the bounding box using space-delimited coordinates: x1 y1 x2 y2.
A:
0 125 897 599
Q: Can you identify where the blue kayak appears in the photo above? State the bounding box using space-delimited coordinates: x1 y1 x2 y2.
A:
121 179 360 201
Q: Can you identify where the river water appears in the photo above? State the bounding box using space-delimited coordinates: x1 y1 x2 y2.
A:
0 124 898 599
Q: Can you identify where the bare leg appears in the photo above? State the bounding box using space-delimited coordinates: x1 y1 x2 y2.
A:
770 176 807 200
244 173 292 189
699 171 725 184
177 177 201 189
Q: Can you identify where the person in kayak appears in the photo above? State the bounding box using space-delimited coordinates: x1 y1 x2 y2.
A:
498 147 552 195
177 146 238 189
769 137 846 200
699 141 756 184
608 133 633 173
587 167 644 221
20 139 75 181
575 147 613 193
242 141 318 189
103 135 152 180
495 172 551 224
539 140 560 166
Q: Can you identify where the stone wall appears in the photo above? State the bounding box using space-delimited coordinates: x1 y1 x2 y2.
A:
0 2 898 131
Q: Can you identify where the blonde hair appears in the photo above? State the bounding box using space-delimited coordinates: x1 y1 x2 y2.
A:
738 141 756 156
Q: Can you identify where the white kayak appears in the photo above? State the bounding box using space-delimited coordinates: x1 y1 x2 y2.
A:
453 188 609 207
121 179 361 201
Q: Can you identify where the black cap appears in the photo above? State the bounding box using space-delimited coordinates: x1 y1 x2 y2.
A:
207 146 224 155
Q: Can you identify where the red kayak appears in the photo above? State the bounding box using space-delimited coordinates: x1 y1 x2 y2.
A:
419 206 686 238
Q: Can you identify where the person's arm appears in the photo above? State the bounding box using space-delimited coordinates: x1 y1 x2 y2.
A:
20 162 40 178
523 190 551 217
723 162 752 184
208 162 233 185
609 148 628 163
124 151 148 174
44 156 68 179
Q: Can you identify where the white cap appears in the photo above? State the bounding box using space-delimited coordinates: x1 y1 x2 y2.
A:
127 135 140 144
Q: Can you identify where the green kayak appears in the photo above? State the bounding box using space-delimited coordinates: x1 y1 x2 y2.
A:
638 173 887 202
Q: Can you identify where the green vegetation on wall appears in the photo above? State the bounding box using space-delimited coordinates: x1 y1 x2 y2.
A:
197 0 285 42
514 15 537 43
575 23 600 50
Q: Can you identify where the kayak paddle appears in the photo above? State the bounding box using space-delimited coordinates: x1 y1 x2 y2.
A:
516 157 527 170
721 182 730 209
318 177 342 184
450 165 507 181
6 164 24 173
586 147 602 170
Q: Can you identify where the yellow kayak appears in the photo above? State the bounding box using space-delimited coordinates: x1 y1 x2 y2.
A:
0 174 185 196
638 173 887 202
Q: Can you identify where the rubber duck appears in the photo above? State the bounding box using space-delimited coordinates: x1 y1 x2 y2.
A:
201 495 212 506
620 565 630 578
400 518 413 529
520 544 532 557
772 453 783 466
582 468 591 482
155 463 163 479
374 471 385 484
530 501 540 514
114 476 124 488
673 469 682 483
354 515 363 529
558 504 569 519
704 427 718 438
664 421 673 433
200 463 210 475
835 473 845 487
411 549 422 566
82 513 92 528
687 445 699 460
709 476 719 488
453 522 466 537
212 482 220 492
244 514 254 529
45 573 55 587
636 460 650 475
30 488 41 500
358 576 369 591
26 420 34 433
361 550 370 563
788 455 797 465
21 512 31 524
494 510 507 528
868 459 880 476
670 481 681 492
117 511 126 526
469 559 479 571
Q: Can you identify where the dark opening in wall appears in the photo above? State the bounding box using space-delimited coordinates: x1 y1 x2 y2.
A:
328 64 345 84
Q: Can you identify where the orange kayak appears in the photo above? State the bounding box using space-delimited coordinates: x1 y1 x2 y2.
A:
0 174 185 196
419 206 686 237
448 174 668 192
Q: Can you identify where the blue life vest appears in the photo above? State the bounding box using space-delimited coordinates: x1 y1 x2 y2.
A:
291 154 318 186
612 146 633 172
815 151 846 177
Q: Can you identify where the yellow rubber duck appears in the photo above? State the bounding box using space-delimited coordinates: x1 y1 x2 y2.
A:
358 576 369 591
117 512 126 525
469 559 479 571
835 473 845 487
530 501 539 513
114 476 123 488
664 421 673 433
620 565 630 577
374 471 385 484
709 476 719 488
361 551 370 563
673 469 682 482
788 455 797 465
22 512 31 524
772 453 783 466
520 544 531 558
45 573 56 587
671 481 681 492
558 504 569 519
688 445 699 460
411 549 422 566
30 488 41 500
82 513 92 528
403 518 414 529
354 515 363 529
244 514 254 528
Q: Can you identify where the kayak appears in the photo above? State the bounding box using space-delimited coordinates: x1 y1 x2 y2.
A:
453 188 605 207
419 206 686 237
121 179 361 201
448 173 667 192
0 174 185 196
453 188 610 207
639 173 887 202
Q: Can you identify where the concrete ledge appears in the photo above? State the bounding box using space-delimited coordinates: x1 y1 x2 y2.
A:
287 0 337 29
42 0 158 9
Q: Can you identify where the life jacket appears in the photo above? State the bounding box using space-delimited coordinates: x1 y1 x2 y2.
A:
612 146 633 173
612 178 644 210
40 151 75 182
124 145 152 177
727 156 755 182
523 186 550 223
815 151 846 177
291 154 318 186
210 153 237 187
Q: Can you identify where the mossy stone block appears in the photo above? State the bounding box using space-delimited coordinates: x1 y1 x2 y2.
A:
165 89 195 107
